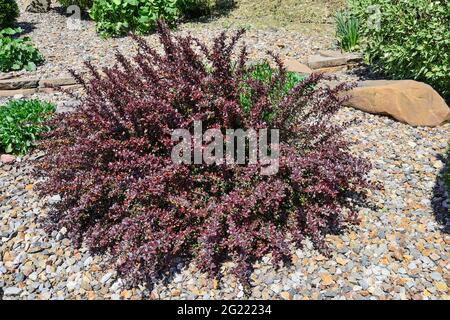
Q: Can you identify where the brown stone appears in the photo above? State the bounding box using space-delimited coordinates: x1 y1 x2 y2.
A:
171 289 181 297
314 65 348 74
0 88 38 97
1 154 16 163
38 84 83 94
318 50 363 64
280 291 293 300
345 80 450 126
319 273 334 286
39 78 79 88
308 55 348 69
0 78 39 90
283 58 313 75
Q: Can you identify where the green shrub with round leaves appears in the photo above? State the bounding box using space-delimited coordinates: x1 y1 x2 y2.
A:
0 99 55 155
0 28 44 72
0 0 19 29
177 0 213 18
90 0 179 37
348 0 450 101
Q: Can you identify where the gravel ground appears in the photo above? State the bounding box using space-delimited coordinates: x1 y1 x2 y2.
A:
1 2 449 300
2 1 334 81
1 109 449 300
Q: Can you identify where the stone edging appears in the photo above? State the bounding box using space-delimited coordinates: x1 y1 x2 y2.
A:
0 78 82 97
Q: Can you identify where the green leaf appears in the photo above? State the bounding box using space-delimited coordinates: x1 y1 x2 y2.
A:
0 28 19 36
25 61 37 71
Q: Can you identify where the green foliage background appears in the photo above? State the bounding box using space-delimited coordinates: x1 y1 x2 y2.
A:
348 0 450 101
0 100 55 155
0 0 19 29
0 28 44 72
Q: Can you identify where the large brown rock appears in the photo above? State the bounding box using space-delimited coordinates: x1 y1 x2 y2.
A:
345 80 450 127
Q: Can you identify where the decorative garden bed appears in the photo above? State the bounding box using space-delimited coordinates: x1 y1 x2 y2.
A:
0 0 449 300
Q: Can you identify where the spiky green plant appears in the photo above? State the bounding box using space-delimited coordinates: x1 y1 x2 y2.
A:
335 10 360 52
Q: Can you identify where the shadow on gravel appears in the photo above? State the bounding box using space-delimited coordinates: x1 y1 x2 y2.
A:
15 22 37 35
431 153 449 234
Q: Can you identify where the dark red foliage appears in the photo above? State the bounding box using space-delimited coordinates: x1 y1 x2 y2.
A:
36 21 371 288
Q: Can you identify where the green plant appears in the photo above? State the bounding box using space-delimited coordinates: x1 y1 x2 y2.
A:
348 0 450 101
239 61 306 115
0 0 19 29
90 0 179 37
177 0 213 18
58 0 93 11
0 100 55 155
335 9 360 52
0 28 44 72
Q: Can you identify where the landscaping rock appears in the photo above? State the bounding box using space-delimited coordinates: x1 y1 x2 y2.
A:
0 79 39 90
25 0 51 13
315 65 348 74
1 154 16 164
308 54 347 69
308 51 362 69
283 58 313 75
345 80 450 126
318 50 362 64
39 78 79 88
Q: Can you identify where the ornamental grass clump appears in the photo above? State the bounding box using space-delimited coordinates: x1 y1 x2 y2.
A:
36 21 371 288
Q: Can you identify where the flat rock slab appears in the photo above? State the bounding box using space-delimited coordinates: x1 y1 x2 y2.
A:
39 78 79 88
0 79 39 90
345 80 450 127
308 51 362 69
283 58 313 74
0 85 83 97
0 77 81 96
314 65 348 74
319 50 362 63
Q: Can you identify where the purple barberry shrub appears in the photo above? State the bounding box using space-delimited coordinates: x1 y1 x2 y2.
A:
36 21 371 288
